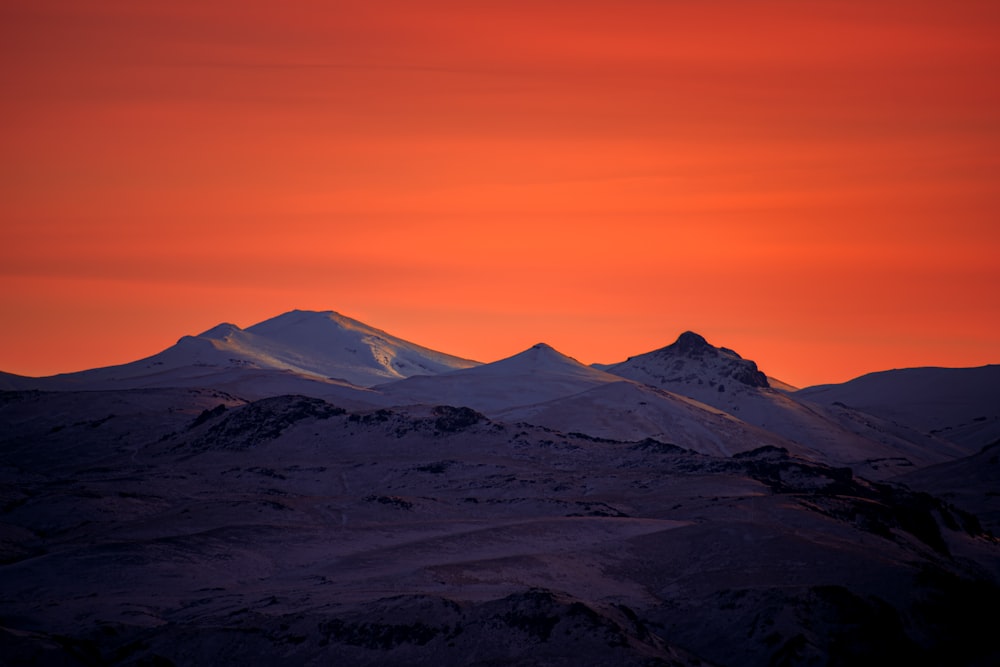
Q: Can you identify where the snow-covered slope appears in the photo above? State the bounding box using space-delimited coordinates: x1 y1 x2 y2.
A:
798 365 1000 451
497 380 810 458
242 310 479 383
600 332 970 475
9 310 477 398
378 343 624 413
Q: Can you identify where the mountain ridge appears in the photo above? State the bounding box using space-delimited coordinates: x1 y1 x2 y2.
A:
1 309 995 466
1 309 478 394
3 309 990 393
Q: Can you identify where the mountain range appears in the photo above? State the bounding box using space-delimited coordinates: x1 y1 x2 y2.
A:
2 309 998 665
0 310 476 400
5 309 990 473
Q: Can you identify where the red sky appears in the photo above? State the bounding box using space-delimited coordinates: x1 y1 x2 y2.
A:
2 0 999 387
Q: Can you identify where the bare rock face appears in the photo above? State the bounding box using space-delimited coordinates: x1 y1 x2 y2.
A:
187 395 345 451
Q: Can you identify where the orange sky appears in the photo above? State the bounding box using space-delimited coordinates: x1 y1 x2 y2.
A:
2 0 999 387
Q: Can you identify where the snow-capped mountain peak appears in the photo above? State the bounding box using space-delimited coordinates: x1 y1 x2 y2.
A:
608 331 770 391
192 321 240 338
479 342 592 375
245 309 366 338
191 309 482 386
5 310 479 395
377 342 623 413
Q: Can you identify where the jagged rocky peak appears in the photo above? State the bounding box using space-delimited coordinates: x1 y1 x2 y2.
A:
609 331 770 390
671 331 713 356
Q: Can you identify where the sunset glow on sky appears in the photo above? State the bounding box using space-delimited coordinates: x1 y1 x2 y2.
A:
2 1 999 387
